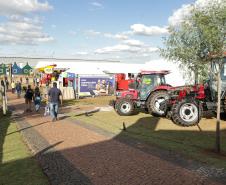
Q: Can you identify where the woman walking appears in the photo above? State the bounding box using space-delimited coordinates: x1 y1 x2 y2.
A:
34 86 41 111
11 81 15 93
24 85 34 112
15 81 22 98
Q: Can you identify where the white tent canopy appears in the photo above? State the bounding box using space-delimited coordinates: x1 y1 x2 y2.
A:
144 59 186 86
35 61 144 75
35 59 186 86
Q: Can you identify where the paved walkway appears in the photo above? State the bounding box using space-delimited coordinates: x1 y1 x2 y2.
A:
7 93 225 185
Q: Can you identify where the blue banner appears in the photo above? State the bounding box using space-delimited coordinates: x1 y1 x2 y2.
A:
68 72 76 79
79 77 114 95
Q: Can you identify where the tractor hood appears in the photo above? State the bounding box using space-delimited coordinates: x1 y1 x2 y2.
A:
168 84 205 100
169 85 196 91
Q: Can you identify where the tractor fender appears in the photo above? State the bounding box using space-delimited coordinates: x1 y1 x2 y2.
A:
154 84 172 91
144 84 171 100
146 89 168 101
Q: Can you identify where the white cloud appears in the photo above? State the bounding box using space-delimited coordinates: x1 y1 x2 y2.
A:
131 24 168 36
0 15 54 45
95 44 140 54
195 0 225 9
85 30 128 40
168 4 193 26
168 0 225 26
0 0 52 15
91 2 104 8
103 33 128 40
95 44 158 54
0 1 53 45
123 39 144 47
114 34 129 40
141 47 159 53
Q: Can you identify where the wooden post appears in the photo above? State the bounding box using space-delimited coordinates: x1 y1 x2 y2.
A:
216 69 221 153
1 80 7 115
123 122 126 131
2 95 7 115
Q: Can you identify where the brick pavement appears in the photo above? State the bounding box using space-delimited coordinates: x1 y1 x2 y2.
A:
7 93 225 185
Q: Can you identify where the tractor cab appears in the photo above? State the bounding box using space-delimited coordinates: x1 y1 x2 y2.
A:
138 71 168 100
205 57 226 101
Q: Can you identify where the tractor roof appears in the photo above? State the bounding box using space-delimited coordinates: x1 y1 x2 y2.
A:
140 70 170 75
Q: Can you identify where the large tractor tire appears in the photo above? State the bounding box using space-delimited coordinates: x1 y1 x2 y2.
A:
115 98 135 116
147 90 168 116
171 100 203 127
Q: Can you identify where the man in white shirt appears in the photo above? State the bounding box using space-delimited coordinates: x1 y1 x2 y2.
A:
36 78 40 86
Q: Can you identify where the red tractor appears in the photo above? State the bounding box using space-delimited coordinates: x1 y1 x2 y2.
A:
167 56 226 126
114 70 171 116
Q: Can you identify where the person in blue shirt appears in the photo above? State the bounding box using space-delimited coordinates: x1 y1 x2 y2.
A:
48 82 63 122
15 81 22 98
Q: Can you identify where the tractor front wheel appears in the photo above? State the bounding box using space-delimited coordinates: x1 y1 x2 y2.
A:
171 100 203 126
115 98 135 116
147 91 168 116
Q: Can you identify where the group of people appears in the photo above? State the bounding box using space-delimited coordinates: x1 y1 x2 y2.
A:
1 72 64 122
23 82 63 122
24 85 42 112
33 77 40 87
5 78 63 122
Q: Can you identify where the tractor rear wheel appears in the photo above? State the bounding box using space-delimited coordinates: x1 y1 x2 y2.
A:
147 91 168 116
171 100 203 126
115 98 135 116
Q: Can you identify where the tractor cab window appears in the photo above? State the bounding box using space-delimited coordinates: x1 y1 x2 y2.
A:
139 74 166 100
158 75 166 85
140 74 165 88
141 75 154 88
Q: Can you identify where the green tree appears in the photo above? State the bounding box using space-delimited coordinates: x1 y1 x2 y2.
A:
161 13 210 83
161 0 226 152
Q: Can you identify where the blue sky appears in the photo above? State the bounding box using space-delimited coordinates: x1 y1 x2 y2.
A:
0 0 196 63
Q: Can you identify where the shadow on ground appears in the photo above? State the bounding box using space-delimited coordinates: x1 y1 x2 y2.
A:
1 95 226 185
0 112 11 163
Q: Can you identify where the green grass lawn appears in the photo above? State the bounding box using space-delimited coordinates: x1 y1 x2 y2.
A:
64 95 115 107
73 110 226 169
0 114 49 185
